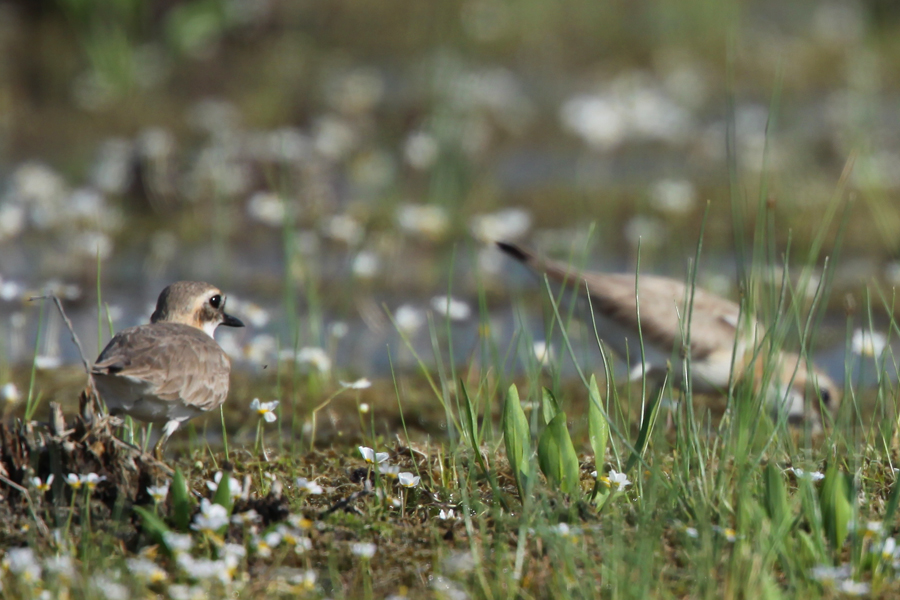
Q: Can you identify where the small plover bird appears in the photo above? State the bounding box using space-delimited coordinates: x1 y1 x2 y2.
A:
91 281 244 455
497 241 840 424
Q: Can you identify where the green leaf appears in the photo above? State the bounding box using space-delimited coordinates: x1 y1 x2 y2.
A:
587 375 609 470
212 471 235 515
820 465 852 554
171 468 194 532
537 412 581 495
133 505 171 548
763 462 790 529
542 387 561 426
503 384 533 500
460 379 480 449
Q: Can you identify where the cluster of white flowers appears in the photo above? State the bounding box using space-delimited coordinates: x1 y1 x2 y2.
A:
359 446 421 489
65 473 106 491
191 499 230 534
206 472 242 499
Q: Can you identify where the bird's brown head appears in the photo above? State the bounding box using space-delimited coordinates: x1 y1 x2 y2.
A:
150 281 245 336
774 353 841 426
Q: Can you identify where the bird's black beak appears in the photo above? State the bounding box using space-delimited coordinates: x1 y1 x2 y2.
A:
222 313 245 328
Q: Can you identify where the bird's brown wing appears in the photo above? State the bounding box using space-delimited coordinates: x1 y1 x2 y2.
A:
93 322 231 412
498 241 753 360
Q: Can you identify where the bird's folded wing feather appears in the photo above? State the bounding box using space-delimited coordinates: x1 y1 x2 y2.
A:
92 323 230 411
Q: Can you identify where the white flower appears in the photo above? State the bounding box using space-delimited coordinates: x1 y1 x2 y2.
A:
438 509 456 520
882 537 896 559
787 467 825 482
3 547 41 581
601 469 631 491
350 542 377 559
340 378 372 390
31 474 54 492
168 584 207 600
712 525 739 542
359 403 370 414
147 482 169 503
295 347 332 373
398 472 420 488
43 554 74 578
469 208 532 242
289 569 318 590
396 204 448 240
865 521 884 536
650 179 697 215
127 557 167 583
851 328 888 358
378 464 399 478
359 446 389 464
231 509 261 525
80 473 106 491
276 525 313 553
296 477 324 495
532 341 553 366
430 295 471 321
839 580 871 595
810 563 851 582
394 304 425 333
250 398 279 422
352 251 380 278
550 522 581 539
288 514 314 530
92 576 129 600
1 382 20 404
192 499 230 534
206 471 242 499
404 131 439 170
246 192 286 227
162 532 193 554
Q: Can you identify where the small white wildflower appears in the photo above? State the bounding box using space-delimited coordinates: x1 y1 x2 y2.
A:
162 532 193 554
192 499 230 534
398 472 420 488
250 398 279 422
712 525 739 542
147 482 169 503
438 508 456 520
359 446 389 464
65 473 82 490
601 469 631 492
31 474 54 492
352 251 380 278
1 382 20 403
378 464 399 478
80 473 106 491
359 402 370 414
851 328 888 358
168 584 207 600
532 341 553 366
788 467 825 482
684 527 699 538
43 554 74 579
231 509 261 525
340 378 372 390
206 471 242 499
296 477 324 495
550 522 581 539
396 204 448 239
882 537 896 559
351 542 377 559
295 347 332 373
430 295 471 321
3 547 41 581
394 304 425 333
865 521 884 537
92 576 129 600
289 569 318 590
839 580 871 595
127 557 167 583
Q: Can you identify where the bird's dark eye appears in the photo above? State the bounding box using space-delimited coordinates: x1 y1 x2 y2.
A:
820 388 831 406
209 294 222 309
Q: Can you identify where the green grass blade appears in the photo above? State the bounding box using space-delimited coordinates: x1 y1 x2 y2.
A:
588 374 609 470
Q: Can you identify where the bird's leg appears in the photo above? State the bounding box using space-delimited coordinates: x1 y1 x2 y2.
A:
153 420 181 460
